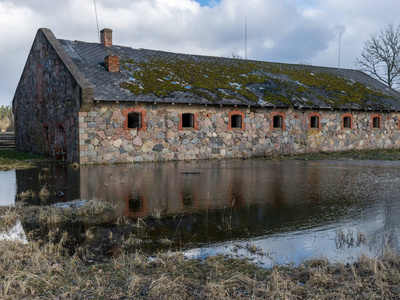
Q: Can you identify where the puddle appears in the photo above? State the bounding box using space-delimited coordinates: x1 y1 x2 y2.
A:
0 170 16 206
1 159 400 264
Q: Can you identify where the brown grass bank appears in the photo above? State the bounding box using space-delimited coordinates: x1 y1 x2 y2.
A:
1 202 400 299
1 237 400 299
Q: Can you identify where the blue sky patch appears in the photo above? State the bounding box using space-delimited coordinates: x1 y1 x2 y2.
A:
195 0 220 7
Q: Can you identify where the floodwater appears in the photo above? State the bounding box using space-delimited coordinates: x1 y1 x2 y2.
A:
1 159 400 267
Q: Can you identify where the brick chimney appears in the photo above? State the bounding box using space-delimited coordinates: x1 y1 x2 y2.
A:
104 54 119 73
100 28 113 47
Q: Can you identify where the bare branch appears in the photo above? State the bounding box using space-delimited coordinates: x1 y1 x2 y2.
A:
355 23 400 90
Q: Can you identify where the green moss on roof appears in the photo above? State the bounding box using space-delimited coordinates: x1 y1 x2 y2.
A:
119 56 393 108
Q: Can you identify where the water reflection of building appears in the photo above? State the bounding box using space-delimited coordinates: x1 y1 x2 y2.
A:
7 160 400 256
15 164 80 205
124 193 148 219
9 161 400 243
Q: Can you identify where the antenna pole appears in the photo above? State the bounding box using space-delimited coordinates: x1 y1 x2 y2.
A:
338 31 341 68
94 0 100 42
245 17 247 60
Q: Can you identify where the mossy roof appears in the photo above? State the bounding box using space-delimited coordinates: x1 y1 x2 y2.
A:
59 39 400 110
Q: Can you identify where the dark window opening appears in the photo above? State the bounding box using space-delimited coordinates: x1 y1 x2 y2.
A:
182 190 194 207
343 116 351 128
273 115 283 128
55 125 66 161
182 113 194 128
310 116 319 128
128 112 141 129
129 195 143 213
231 114 242 129
373 117 380 128
43 126 49 140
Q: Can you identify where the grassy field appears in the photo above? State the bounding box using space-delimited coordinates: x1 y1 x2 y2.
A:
287 148 400 161
0 149 53 171
0 203 400 299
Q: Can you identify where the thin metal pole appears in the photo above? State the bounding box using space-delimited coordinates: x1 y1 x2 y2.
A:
245 17 247 60
338 31 341 68
94 0 100 42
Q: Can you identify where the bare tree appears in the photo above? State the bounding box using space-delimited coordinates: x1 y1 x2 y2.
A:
355 23 400 89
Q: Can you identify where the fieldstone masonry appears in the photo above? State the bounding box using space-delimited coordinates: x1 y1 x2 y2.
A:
78 102 400 164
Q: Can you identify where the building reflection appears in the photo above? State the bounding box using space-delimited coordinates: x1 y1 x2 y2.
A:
10 160 400 247
6 159 400 258
124 194 148 219
12 160 366 227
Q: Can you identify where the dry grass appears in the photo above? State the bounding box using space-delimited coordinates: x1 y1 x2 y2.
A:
39 185 51 201
6 200 117 226
1 235 400 299
70 162 79 169
0 149 52 171
76 199 116 216
0 206 18 232
19 189 36 200
335 227 367 248
1 205 400 298
246 242 265 255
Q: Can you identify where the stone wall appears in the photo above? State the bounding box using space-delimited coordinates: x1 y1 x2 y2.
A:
78 102 400 164
13 30 81 162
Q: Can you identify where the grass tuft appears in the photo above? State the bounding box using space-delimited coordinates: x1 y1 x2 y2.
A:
39 185 51 201
19 189 36 200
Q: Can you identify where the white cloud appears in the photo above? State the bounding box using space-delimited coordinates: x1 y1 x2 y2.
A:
1 0 400 106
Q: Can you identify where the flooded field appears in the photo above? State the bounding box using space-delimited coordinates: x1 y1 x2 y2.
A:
1 159 400 267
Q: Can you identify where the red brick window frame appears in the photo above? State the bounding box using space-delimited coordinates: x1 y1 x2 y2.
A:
178 113 198 130
271 111 286 130
124 194 148 219
371 114 382 130
308 112 322 130
341 113 353 130
123 107 146 131
228 110 245 130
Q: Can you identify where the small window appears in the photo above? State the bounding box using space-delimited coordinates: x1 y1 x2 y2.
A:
231 114 242 129
182 113 194 128
343 116 351 128
373 117 380 129
43 125 49 140
129 195 143 213
273 115 283 128
128 112 141 129
310 116 319 129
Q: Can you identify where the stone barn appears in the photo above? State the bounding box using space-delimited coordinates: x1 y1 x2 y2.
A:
12 28 400 164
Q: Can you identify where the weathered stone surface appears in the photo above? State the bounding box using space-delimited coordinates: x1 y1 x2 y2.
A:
114 139 123 148
133 137 143 146
153 144 164 152
157 132 166 139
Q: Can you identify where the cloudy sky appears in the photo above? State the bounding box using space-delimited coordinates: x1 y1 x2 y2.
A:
1 0 399 107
